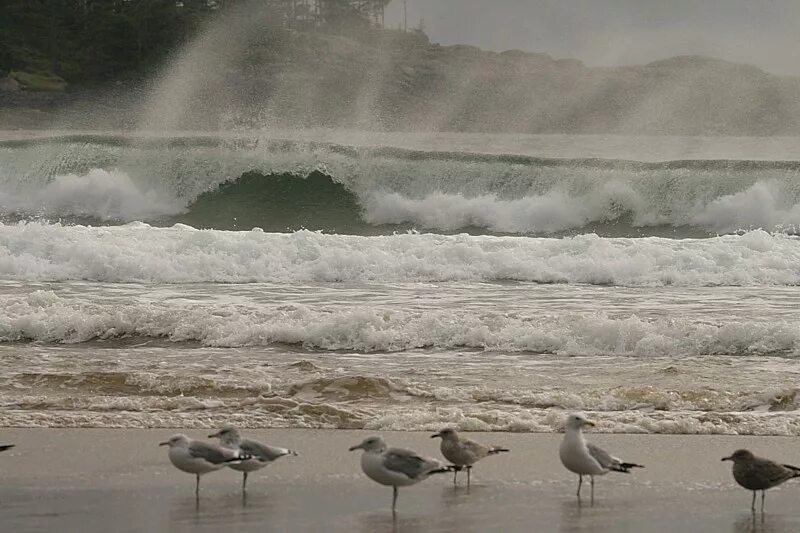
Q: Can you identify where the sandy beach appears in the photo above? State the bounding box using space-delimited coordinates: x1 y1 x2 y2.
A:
0 429 798 532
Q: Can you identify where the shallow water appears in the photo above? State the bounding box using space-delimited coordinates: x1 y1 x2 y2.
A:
1 279 798 433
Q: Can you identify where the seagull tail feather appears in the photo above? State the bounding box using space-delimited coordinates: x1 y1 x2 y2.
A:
613 462 644 473
783 463 800 477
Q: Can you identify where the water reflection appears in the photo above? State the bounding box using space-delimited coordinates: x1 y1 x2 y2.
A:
731 511 792 533
167 491 276 529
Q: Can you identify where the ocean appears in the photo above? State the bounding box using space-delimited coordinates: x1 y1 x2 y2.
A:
0 130 798 435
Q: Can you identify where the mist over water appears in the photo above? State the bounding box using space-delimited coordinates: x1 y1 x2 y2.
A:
97 0 800 136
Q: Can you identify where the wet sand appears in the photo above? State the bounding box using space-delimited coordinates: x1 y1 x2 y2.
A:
1 429 798 532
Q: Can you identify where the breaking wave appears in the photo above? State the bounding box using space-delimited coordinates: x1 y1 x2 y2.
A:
2 134 800 235
2 290 799 356
0 222 798 285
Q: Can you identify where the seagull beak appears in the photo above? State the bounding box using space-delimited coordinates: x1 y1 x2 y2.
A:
430 433 441 439
721 456 732 461
207 432 220 438
158 441 169 446
348 444 362 451
584 420 596 427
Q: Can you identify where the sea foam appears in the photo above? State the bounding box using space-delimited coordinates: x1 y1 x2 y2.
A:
0 169 183 220
2 290 799 356
0 222 798 285
365 179 800 235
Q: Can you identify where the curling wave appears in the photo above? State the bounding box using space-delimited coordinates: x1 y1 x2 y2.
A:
2 134 800 235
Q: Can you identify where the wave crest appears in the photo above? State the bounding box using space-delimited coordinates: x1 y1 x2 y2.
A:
3 135 800 235
0 169 183 221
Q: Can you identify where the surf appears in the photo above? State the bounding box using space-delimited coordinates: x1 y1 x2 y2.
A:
2 133 800 236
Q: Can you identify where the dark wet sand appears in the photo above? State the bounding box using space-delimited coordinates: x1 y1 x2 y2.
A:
1 429 799 532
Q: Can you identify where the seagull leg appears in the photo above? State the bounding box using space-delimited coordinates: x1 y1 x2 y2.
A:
466 466 472 488
761 490 765 513
242 472 248 493
392 486 398 514
195 473 200 496
453 468 458 486
590 476 595 505
577 475 582 498
751 491 756 511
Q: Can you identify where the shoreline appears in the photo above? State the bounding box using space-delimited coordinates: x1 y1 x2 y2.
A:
1 429 799 532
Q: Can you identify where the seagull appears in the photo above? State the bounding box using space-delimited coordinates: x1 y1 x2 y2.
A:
208 426 298 492
722 449 800 511
559 413 643 502
159 434 246 495
0 445 13 452
349 435 451 513
431 428 509 487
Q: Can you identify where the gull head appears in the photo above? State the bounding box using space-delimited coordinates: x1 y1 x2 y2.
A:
208 426 241 445
722 449 755 463
159 434 190 448
431 427 458 441
565 413 596 431
349 436 387 453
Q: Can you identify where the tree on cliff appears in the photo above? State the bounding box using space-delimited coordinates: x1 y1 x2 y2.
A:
316 0 390 30
0 0 213 83
0 0 392 85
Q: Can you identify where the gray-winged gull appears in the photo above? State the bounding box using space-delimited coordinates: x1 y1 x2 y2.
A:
349 435 450 513
159 434 246 495
431 427 508 486
208 426 297 492
559 413 643 502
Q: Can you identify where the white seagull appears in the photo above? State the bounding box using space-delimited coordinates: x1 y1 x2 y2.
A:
208 426 298 492
159 433 246 495
349 436 450 513
559 413 643 502
431 428 509 486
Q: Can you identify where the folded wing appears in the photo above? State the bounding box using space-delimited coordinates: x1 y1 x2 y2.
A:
587 443 643 473
384 448 442 480
240 439 297 463
755 458 800 484
189 441 241 465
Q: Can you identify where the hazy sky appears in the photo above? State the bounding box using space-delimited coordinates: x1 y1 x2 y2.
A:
384 0 800 76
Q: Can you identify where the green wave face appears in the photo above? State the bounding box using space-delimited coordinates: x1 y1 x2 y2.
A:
172 171 367 233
